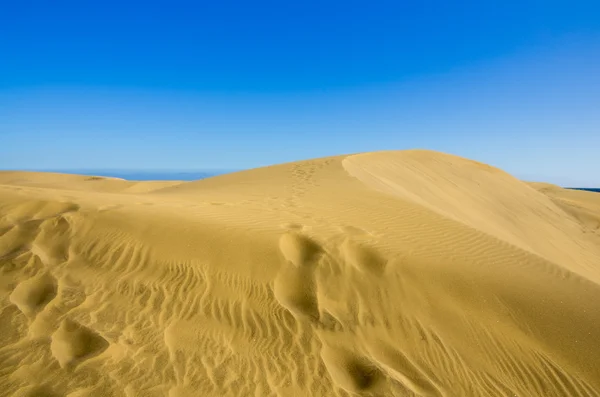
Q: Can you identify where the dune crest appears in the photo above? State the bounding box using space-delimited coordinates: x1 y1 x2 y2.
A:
1 150 599 396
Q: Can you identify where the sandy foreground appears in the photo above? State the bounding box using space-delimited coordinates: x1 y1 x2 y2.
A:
1 150 599 397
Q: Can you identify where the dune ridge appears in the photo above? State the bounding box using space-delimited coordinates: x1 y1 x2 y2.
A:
1 150 599 396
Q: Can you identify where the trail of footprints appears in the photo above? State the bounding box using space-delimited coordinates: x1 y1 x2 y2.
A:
274 227 387 324
3 199 438 395
51 318 109 369
9 272 57 317
1 201 110 376
284 160 331 208
274 227 442 396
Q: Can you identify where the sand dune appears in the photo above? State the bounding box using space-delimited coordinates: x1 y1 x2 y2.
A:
1 150 599 396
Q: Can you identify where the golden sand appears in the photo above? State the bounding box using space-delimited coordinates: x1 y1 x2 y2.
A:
1 150 599 396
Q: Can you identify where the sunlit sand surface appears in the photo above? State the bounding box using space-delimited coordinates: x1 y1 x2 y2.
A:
1 150 599 396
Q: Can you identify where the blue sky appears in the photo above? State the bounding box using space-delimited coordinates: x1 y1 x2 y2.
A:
1 1 599 186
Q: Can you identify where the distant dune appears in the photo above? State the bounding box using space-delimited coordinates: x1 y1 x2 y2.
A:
1 150 599 397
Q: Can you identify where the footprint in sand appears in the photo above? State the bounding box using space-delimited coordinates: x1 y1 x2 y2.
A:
10 273 58 317
273 232 323 321
50 319 109 368
273 263 320 322
278 231 321 267
34 215 72 265
320 343 386 395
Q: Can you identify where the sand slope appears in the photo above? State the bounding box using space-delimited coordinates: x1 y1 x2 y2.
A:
1 150 599 397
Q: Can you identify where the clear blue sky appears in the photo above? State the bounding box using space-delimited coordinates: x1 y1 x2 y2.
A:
1 1 599 186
